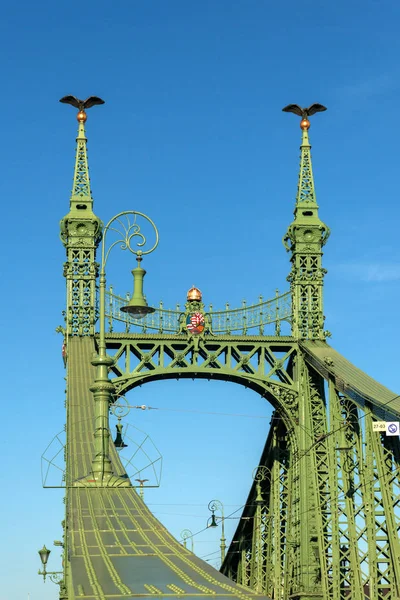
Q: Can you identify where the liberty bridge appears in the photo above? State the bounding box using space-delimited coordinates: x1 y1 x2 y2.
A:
37 96 400 600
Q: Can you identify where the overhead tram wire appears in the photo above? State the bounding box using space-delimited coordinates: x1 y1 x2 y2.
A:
110 402 270 419
146 502 242 506
147 503 242 507
200 549 222 560
176 502 255 548
64 411 399 559
290 392 400 469
246 393 400 527
284 464 400 528
73 391 400 535
110 391 400 512
75 393 400 479
211 393 400 543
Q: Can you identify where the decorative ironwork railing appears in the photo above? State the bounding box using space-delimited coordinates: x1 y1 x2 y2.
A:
104 288 292 335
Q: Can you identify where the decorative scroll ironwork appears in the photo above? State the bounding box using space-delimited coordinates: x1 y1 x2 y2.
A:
180 529 194 552
252 465 270 482
101 211 158 267
103 289 291 335
64 248 99 336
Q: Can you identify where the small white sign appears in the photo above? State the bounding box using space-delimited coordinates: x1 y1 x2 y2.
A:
372 421 386 431
386 422 400 436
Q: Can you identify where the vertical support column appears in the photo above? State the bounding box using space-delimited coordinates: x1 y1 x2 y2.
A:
283 112 329 340
60 112 102 337
329 385 364 600
263 505 274 598
250 486 263 593
287 421 301 597
290 356 326 600
368 411 400 598
327 381 341 600
272 436 284 600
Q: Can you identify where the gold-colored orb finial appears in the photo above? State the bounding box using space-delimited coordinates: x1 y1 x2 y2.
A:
300 118 310 130
187 286 202 302
77 110 87 123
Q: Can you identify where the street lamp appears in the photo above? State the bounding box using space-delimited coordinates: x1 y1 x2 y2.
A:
181 529 194 552
77 211 158 487
207 499 226 565
251 466 268 593
37 545 63 584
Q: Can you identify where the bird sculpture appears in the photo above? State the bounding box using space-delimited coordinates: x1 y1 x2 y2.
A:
282 103 327 118
59 95 105 110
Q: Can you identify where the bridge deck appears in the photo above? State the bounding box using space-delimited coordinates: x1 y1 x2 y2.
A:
67 338 270 600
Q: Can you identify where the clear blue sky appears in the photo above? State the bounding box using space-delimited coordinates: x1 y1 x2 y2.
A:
1 1 400 598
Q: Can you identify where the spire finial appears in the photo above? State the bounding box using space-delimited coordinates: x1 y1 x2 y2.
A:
77 110 87 123
59 95 105 211
282 103 327 210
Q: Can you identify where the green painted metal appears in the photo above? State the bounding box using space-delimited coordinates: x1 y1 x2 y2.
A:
105 288 291 335
300 340 400 417
103 333 297 401
219 115 400 599
283 119 330 341
64 337 272 599
54 103 400 600
77 210 159 488
208 500 226 566
221 374 400 599
60 112 102 337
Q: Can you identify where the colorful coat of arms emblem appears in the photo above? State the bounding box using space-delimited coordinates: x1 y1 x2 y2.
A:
186 312 205 335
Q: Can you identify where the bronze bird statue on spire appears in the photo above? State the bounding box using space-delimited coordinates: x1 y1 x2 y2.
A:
282 103 327 118
59 95 105 110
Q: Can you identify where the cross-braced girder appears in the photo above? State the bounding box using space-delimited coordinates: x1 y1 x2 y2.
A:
100 331 400 600
104 334 298 419
220 354 400 600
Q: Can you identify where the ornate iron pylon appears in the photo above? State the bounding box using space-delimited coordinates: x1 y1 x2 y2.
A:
283 104 330 340
60 97 103 337
220 107 400 600
49 100 400 600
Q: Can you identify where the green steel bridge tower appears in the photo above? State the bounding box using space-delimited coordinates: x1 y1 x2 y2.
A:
43 97 400 600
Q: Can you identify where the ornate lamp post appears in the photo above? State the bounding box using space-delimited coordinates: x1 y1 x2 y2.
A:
207 499 226 565
78 211 158 487
37 545 63 584
251 466 268 593
181 529 194 552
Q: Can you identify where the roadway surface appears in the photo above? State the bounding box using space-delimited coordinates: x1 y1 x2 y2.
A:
66 337 271 600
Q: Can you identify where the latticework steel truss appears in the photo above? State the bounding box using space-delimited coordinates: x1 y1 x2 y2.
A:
220 360 400 600
96 329 400 599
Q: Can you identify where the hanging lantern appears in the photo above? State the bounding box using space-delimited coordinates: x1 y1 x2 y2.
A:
121 257 155 319
208 512 218 528
114 422 128 449
38 545 51 566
